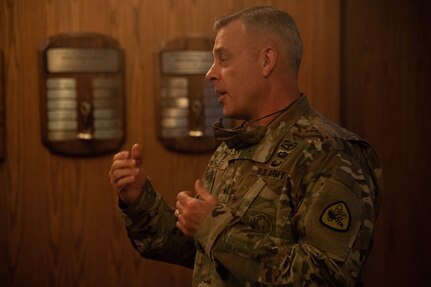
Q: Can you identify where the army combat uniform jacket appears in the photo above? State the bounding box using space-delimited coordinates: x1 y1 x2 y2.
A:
121 96 383 286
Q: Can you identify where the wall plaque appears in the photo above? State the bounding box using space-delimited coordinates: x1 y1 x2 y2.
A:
157 37 223 152
40 33 125 156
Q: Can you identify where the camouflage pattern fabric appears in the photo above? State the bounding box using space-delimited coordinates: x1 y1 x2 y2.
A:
121 96 383 286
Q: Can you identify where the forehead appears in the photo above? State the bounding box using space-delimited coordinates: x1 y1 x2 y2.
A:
213 20 249 52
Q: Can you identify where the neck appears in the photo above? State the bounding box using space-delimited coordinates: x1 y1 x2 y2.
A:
251 89 302 126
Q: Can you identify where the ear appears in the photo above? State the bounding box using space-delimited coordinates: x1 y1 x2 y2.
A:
261 47 277 77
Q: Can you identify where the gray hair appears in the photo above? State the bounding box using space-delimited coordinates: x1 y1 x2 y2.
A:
214 6 303 73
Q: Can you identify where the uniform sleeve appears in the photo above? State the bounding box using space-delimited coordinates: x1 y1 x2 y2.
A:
121 179 196 269
195 148 380 285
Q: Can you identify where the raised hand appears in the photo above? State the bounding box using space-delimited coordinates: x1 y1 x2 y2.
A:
175 179 219 237
109 144 147 205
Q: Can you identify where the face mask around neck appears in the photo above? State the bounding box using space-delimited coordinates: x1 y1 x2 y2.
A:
213 118 267 150
212 103 295 150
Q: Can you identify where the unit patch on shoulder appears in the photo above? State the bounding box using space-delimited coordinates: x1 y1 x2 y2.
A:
320 201 351 232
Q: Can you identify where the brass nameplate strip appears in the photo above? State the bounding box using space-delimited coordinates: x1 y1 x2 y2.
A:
161 51 213 75
46 78 76 89
93 99 121 108
162 98 189 108
48 120 77 131
94 119 122 129
47 90 77 99
93 109 122 119
161 118 188 128
93 89 118 99
48 110 78 120
163 77 188 88
161 88 188 98
162 108 188 118
47 48 119 73
47 100 77 109
92 78 121 88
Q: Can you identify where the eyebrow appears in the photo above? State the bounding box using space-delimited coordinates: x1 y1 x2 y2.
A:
213 47 231 57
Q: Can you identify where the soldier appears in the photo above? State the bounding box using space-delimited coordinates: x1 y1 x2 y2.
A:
109 6 382 286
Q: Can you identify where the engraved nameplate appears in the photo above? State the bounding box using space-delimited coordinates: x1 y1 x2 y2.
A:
161 98 189 108
161 118 188 128
163 77 188 88
94 119 123 129
162 108 188 118
48 110 77 120
47 78 76 89
161 51 213 75
48 120 78 131
47 48 119 73
93 89 117 99
47 90 77 99
93 109 122 119
47 100 77 109
161 88 188 98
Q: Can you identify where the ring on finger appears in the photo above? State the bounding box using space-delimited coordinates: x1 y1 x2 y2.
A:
174 209 180 218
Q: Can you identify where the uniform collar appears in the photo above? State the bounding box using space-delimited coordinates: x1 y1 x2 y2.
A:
232 95 310 163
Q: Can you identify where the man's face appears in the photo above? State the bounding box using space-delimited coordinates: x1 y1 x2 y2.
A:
206 20 265 121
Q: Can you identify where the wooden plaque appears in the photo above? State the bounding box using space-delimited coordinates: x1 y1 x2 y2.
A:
156 37 222 153
39 33 125 156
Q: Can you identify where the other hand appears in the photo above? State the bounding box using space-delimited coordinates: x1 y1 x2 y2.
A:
175 180 219 237
109 143 147 205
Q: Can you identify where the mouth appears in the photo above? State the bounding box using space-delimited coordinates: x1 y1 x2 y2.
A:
216 90 227 103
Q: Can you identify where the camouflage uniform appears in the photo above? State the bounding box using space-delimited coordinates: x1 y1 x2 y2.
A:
121 96 383 286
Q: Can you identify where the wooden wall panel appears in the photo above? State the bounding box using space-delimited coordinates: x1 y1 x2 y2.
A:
342 0 431 286
0 0 340 286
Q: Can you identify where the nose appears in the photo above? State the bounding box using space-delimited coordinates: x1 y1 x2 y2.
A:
205 63 218 82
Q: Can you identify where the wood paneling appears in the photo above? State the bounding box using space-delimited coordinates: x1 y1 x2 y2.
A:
0 0 340 286
342 0 431 285
0 51 4 160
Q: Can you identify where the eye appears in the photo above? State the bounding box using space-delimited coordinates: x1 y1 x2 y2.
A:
219 56 229 66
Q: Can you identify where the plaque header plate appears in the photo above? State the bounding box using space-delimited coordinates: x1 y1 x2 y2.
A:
161 50 213 75
47 48 119 73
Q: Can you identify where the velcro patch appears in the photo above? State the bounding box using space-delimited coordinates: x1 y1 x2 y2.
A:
320 201 350 232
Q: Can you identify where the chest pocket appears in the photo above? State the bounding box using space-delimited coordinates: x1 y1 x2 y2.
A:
236 177 279 235
203 157 229 196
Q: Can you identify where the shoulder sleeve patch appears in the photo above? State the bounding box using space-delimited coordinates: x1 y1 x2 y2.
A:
302 177 363 261
320 201 350 232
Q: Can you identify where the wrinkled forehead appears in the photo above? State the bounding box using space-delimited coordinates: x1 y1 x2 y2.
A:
213 20 254 51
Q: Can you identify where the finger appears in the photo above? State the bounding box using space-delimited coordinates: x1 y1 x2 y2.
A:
176 221 190 237
194 179 211 200
131 144 143 166
176 190 195 203
111 158 136 171
176 216 195 237
113 151 130 161
110 168 140 187
113 174 137 192
109 159 137 179
111 166 140 182
175 200 184 212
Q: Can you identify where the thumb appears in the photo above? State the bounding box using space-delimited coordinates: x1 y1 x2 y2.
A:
131 143 143 166
194 179 210 200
